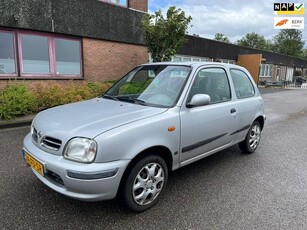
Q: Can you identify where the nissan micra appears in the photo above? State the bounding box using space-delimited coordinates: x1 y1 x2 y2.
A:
23 62 265 212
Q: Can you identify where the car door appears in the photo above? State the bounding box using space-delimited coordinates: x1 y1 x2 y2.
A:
179 66 239 165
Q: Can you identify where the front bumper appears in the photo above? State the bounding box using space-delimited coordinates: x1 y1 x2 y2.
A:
23 133 130 201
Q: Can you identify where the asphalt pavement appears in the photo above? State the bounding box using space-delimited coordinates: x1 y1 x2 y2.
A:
1 89 307 229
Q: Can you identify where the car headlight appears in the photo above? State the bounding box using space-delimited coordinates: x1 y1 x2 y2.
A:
63 137 97 163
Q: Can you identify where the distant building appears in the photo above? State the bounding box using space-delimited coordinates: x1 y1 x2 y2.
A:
173 35 307 84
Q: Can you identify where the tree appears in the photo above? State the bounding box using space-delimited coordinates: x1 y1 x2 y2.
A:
301 49 307 59
273 29 304 57
214 33 230 43
265 39 276 52
141 6 192 62
236 32 267 50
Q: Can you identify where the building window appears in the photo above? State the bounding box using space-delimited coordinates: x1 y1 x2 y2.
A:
182 57 191 62
0 31 16 75
99 0 127 7
172 57 181 62
260 64 271 77
55 38 81 75
0 29 82 78
171 55 210 62
21 34 50 74
221 59 236 64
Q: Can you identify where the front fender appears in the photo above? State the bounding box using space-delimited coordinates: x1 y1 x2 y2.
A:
94 108 181 170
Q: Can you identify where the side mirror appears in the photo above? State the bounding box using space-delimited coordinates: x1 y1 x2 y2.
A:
187 94 211 108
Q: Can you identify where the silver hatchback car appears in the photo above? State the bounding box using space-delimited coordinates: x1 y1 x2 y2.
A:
23 62 265 212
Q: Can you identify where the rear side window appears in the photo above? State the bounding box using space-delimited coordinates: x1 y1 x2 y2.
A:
230 69 255 98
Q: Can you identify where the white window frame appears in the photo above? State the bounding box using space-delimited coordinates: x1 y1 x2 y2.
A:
260 64 271 78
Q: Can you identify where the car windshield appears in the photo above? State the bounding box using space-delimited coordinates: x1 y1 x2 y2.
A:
103 65 191 108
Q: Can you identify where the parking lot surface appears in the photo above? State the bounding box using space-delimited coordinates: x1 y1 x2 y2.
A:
1 89 307 229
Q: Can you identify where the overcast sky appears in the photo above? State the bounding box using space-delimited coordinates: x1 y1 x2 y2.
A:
148 0 306 43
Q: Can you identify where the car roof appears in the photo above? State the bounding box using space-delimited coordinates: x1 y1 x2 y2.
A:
141 61 243 69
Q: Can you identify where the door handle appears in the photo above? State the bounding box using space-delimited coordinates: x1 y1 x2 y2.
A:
230 108 236 113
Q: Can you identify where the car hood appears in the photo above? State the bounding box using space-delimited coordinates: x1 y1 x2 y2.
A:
33 98 167 139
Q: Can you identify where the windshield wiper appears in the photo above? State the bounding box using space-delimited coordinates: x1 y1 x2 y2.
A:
101 94 119 101
117 97 147 106
132 98 147 105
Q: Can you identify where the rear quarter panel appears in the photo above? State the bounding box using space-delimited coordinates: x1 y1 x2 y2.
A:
226 66 265 142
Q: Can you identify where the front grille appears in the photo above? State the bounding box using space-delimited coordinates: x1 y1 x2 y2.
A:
31 126 62 151
41 136 62 151
32 127 38 143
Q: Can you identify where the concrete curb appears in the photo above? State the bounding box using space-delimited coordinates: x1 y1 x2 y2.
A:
0 115 35 130
0 120 32 129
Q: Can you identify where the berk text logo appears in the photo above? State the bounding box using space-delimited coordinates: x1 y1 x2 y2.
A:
274 17 304 29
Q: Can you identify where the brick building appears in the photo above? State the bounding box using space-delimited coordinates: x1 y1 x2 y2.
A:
0 0 148 89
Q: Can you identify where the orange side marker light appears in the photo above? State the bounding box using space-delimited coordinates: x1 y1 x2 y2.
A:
168 126 176 132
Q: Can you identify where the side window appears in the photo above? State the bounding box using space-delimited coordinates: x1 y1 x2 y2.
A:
230 69 255 98
189 67 231 104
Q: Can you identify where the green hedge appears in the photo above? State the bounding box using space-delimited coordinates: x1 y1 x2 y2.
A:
0 81 113 120
0 82 35 120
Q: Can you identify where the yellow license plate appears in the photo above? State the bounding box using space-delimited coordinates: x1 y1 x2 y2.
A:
25 152 44 176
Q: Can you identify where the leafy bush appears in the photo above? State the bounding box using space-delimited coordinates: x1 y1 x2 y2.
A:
30 81 113 111
31 81 86 111
0 82 35 120
87 82 113 96
0 80 114 120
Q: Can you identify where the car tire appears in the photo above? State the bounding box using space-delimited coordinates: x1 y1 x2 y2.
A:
123 155 168 212
239 121 261 154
